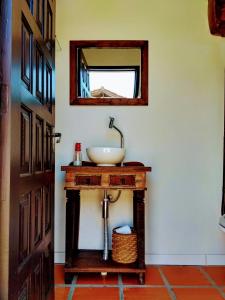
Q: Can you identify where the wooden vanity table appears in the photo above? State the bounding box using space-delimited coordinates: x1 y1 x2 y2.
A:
61 165 151 284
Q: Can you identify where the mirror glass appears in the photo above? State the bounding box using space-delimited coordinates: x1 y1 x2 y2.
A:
70 41 148 105
79 48 141 98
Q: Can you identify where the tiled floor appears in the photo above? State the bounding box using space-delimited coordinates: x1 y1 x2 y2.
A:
54 264 225 299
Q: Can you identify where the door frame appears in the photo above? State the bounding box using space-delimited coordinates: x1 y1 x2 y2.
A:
0 0 12 299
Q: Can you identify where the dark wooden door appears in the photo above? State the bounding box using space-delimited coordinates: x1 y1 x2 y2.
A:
9 0 55 299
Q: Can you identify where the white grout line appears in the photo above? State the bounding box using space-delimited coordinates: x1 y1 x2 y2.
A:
71 284 119 288
118 274 124 300
122 284 217 289
55 284 73 287
55 282 224 289
158 267 177 300
168 285 219 289
122 284 165 288
198 267 225 299
67 275 77 300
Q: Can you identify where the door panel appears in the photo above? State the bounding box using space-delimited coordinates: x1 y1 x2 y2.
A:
35 43 44 104
10 0 55 298
21 16 33 92
31 259 43 300
46 1 53 55
35 116 44 172
45 124 53 170
19 193 31 264
18 279 30 300
44 184 51 234
46 61 53 112
35 0 45 35
43 242 54 297
32 188 43 247
20 106 32 175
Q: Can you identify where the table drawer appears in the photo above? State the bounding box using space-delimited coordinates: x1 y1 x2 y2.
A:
109 175 136 186
74 175 101 186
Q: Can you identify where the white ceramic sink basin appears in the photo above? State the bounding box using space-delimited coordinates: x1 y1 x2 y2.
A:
86 147 125 166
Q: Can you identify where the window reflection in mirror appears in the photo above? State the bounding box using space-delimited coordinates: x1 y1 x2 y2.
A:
70 41 148 105
89 68 138 98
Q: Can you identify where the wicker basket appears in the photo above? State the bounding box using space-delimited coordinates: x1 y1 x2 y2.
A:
112 227 137 264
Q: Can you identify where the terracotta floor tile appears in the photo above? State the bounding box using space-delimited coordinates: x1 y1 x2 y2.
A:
145 266 164 285
174 288 224 300
161 266 210 286
124 287 171 300
203 266 225 286
122 267 164 285
55 287 70 300
54 264 65 284
72 287 119 300
77 273 118 285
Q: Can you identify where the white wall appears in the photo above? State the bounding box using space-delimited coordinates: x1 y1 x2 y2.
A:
55 0 225 265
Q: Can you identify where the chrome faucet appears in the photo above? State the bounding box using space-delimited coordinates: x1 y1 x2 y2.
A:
109 117 124 148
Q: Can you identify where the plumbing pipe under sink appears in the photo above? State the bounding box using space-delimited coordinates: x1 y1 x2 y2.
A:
102 190 121 261
102 190 109 261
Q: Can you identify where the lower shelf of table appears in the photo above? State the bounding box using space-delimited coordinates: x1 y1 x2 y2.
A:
65 249 145 274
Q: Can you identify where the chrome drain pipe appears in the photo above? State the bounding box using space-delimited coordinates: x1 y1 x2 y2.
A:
102 190 121 261
102 190 109 261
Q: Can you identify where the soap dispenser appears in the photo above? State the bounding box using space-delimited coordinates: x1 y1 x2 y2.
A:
73 142 82 166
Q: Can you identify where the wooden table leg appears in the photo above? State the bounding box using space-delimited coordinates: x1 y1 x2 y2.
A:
65 190 80 283
133 190 145 284
64 272 74 284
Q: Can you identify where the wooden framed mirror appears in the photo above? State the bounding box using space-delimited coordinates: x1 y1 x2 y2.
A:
70 40 148 105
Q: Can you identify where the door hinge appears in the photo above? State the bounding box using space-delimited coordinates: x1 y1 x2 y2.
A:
48 132 62 143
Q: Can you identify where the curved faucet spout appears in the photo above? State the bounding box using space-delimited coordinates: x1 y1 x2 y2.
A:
112 125 124 148
109 117 115 129
108 117 124 148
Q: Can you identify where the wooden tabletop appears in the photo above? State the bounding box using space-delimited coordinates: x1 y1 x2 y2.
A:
61 166 151 173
